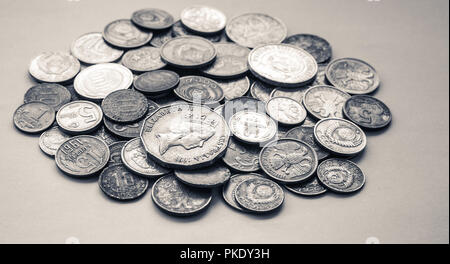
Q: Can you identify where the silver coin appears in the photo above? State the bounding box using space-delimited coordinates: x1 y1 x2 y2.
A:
285 177 327 196
317 158 365 193
174 76 224 105
283 34 332 64
222 173 265 211
56 100 103 134
343 95 392 129
250 81 274 103
181 5 227 34
150 29 173 47
266 97 307 126
201 43 250 78
303 85 351 120
214 104 224 115
171 20 222 42
71 32 124 64
229 111 277 144
103 19 152 49
13 102 55 134
215 76 250 101
285 126 330 160
160 36 216 68
312 63 328 86
303 115 317 126
24 83 71 111
39 126 70 156
108 141 127 164
134 70 179 95
270 86 309 104
121 46 166 72
29 51 80 83
99 164 149 200
222 96 266 123
235 177 284 213
101 89 148 123
131 8 174 30
174 164 231 188
222 137 261 172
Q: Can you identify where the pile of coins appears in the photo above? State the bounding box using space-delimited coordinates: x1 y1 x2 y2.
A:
13 6 392 216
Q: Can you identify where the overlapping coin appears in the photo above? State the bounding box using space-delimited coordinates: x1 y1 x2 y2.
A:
174 163 231 188
24 83 71 111
234 177 284 213
103 19 152 48
99 164 149 200
71 32 124 64
131 8 174 30
266 97 307 126
229 111 277 144
343 95 392 129
39 126 70 156
303 85 351 120
13 102 55 134
121 46 166 72
181 5 227 34
317 158 365 193
56 100 103 134
29 52 80 83
174 76 224 105
160 36 216 68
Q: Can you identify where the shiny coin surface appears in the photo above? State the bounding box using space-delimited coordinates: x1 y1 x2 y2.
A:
152 174 212 216
266 97 307 125
56 100 103 134
91 125 119 145
101 89 148 123
121 46 166 72
174 76 224 105
71 32 124 64
134 70 179 95
222 96 266 123
303 85 351 120
161 36 216 68
314 118 367 156
270 86 308 104
248 44 318 87
343 95 392 129
326 58 380 94
285 177 327 196
13 102 55 133
225 13 287 48
181 5 227 34
131 8 174 30
317 158 365 193
103 19 152 49
24 83 71 111
285 126 330 160
229 111 277 144
250 81 274 103
55 135 110 177
108 141 127 164
235 177 284 212
39 126 70 156
29 51 80 83
283 34 332 63
99 164 149 200
150 29 173 47
172 20 222 42
222 173 265 211
202 43 250 78
215 76 250 101
222 137 261 172
259 139 318 183
174 164 231 188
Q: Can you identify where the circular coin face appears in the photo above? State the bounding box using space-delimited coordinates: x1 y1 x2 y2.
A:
215 77 250 101
150 29 173 47
222 137 261 172
13 102 55 133
317 158 365 193
343 95 392 129
326 58 380 94
131 8 174 30
103 19 152 49
39 126 70 156
314 118 367 156
248 44 318 87
174 76 224 105
101 89 148 123
229 111 276 144
283 34 332 63
134 70 179 95
201 43 250 78
303 85 351 120
99 164 149 200
56 100 103 134
181 5 227 34
285 177 327 196
250 81 274 103
174 164 231 188
29 51 80 83
160 36 216 68
121 46 166 72
266 97 307 125
285 126 330 160
24 83 71 111
270 86 309 104
108 141 127 164
222 173 265 211
235 177 284 213
71 32 124 64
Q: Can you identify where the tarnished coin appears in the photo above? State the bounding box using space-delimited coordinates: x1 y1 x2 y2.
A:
248 44 318 87
266 97 307 126
172 20 222 42
134 70 179 96
303 85 351 120
326 58 380 95
150 29 173 47
71 32 124 64
283 34 332 63
181 5 227 34
222 96 266 123
39 126 70 156
154 95 187 107
285 177 327 196
250 81 274 103
202 43 250 78
121 138 171 177
317 158 365 193
141 104 230 169
314 118 367 156
74 63 133 100
131 8 174 30
29 51 80 83
259 139 318 183
13 102 55 133
215 77 250 101
343 95 392 129
108 141 127 164
24 83 71 111
235 177 284 213
121 46 166 72
174 163 231 188
99 164 149 200
103 19 152 49
101 89 148 123
55 135 110 177
174 76 224 105
56 100 102 134
222 173 265 211
152 174 212 216
285 126 330 160
225 13 287 48
270 86 309 104
229 111 277 144
160 36 216 68
91 125 119 145
222 137 261 172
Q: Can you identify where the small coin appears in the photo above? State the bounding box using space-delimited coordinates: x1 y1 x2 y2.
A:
222 137 261 172
24 83 71 111
55 135 110 177
222 96 266 123
303 85 351 120
121 46 166 72
91 125 119 145
103 19 152 49
285 177 327 196
270 86 309 104
234 177 284 213
134 70 179 95
229 111 277 144
326 58 380 94
13 102 55 133
343 95 392 129
108 141 127 164
150 29 174 47
29 51 80 83
39 126 70 156
174 76 224 105
222 173 265 211
283 34 332 63
174 163 231 188
160 36 216 68
266 97 307 126
99 164 149 200
131 8 174 30
152 174 212 216
317 158 365 193
101 89 148 123
172 20 222 42
314 118 367 156
56 100 103 134
250 81 274 103
71 32 124 64
201 43 250 78
285 126 330 160
181 5 227 34
215 76 250 101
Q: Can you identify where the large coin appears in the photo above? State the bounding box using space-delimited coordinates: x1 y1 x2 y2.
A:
150 29 173 47
101 89 148 123
13 102 55 133
303 85 351 120
172 20 222 42
39 126 70 156
222 96 266 123
285 177 327 196
108 141 127 164
248 44 318 87
24 83 71 111
71 32 124 64
266 97 307 126
134 70 179 96
250 81 274 103
174 163 231 188
215 77 250 101
174 76 224 105
103 19 152 49
121 46 166 72
225 13 287 48
201 43 250 78
99 164 149 200
283 34 332 63
222 137 261 172
317 158 365 193
29 51 80 83
270 86 309 104
343 95 392 129
131 8 174 30
234 177 284 213
56 100 103 134
285 126 330 160
222 173 265 211
181 5 227 34
229 111 276 144
160 36 216 68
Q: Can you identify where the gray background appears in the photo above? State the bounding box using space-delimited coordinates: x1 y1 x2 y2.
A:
0 0 448 244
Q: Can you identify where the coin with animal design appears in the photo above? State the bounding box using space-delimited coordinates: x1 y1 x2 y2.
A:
99 164 149 200
343 95 392 129
14 102 55 134
317 158 365 193
303 85 351 120
56 100 103 134
234 177 284 212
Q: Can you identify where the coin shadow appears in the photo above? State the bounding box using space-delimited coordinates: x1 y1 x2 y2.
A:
363 121 392 136
323 185 366 199
55 164 100 184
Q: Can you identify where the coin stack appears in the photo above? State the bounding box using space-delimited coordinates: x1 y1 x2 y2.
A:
13 6 392 216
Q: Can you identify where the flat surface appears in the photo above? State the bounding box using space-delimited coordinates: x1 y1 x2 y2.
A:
0 0 448 244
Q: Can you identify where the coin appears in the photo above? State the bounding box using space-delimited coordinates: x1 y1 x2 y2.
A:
174 76 224 105
172 20 222 42
250 81 274 103
121 138 171 177
215 76 250 101
152 174 212 216
108 141 127 164
343 95 392 129
283 34 332 63
303 115 317 126
103 19 152 49
131 8 174 30
222 173 265 211
91 125 119 145
29 51 80 83
285 177 327 196
134 70 179 95
150 29 173 47
229 111 277 144
259 139 318 183
99 164 149 200
39 126 70 156
181 5 227 34
225 13 287 48
160 36 216 68
270 86 309 104
214 104 224 115
285 126 330 160
101 89 148 123
121 46 166 72
234 177 284 213
311 63 328 86
174 163 231 188
249 44 318 87
222 96 266 123
74 63 133 100
317 158 365 193
201 43 250 78
314 118 367 156
13 102 55 133
303 85 351 120
141 104 230 169
56 100 103 134
71 32 124 64
326 58 380 94
266 97 307 125
55 135 110 177
65 84 79 101
222 137 261 172
24 83 71 111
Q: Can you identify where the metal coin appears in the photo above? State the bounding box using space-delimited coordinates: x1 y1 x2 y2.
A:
152 174 212 216
56 100 102 134
303 85 351 120
39 126 70 156
283 34 332 63
214 104 224 116
343 95 392 129
215 76 250 101
121 46 166 72
150 29 173 47
13 102 55 133
303 115 317 126
55 135 110 177
91 125 119 145
229 111 277 144
270 86 309 104
29 51 80 83
99 164 149 200
285 176 327 196
131 8 174 30
317 158 365 193
311 63 328 86
202 43 249 78
174 76 224 105
285 126 330 160
24 83 71 111
154 95 187 107
71 32 124 64
250 81 274 103
222 96 266 123
101 89 148 123
222 173 265 211
160 36 216 68
174 163 231 188
133 70 179 95
181 5 227 34
65 84 79 101
266 97 307 126
326 58 380 94
314 118 367 156
225 13 287 48
172 20 222 42
103 19 152 49
222 137 261 172
108 141 127 164
234 177 284 213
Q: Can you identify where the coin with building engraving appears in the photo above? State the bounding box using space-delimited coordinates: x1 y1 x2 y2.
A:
29 51 80 83
174 163 231 188
99 164 149 200
222 173 265 211
303 85 351 120
39 126 70 156
270 86 309 104
250 81 274 103
13 102 55 134
215 77 250 101
160 36 216 68
235 177 284 213
283 34 332 63
317 158 365 193
174 76 224 105
56 100 102 134
201 43 250 78
285 177 327 196
101 89 148 123
222 137 261 172
181 5 227 34
343 95 392 129
134 70 179 95
131 8 174 30
24 83 71 111
266 97 307 125
108 141 127 164
103 19 152 49
229 111 276 144
71 32 124 64
121 46 166 72
285 126 330 160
